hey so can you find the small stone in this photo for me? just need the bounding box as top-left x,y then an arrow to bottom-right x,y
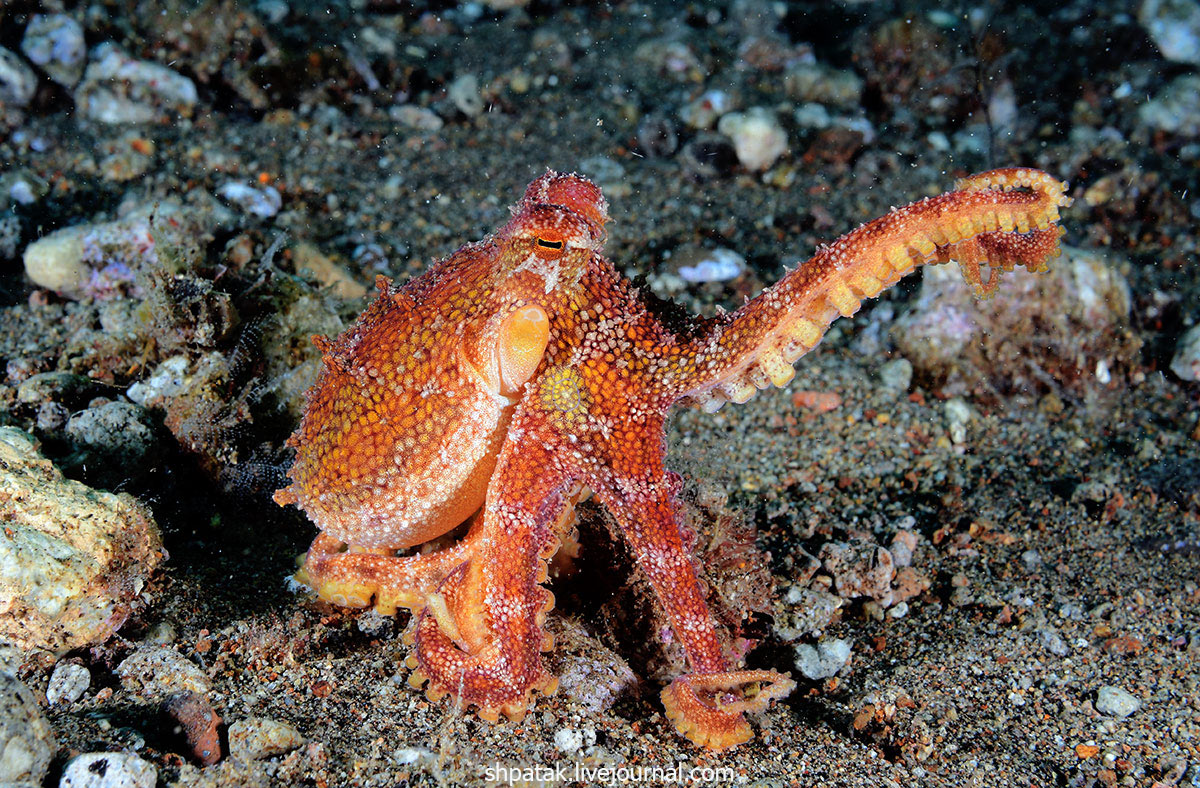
75,43 -> 197,124
216,181 -> 282,219
0,47 -> 38,109
46,662 -> 90,705
292,242 -> 368,300
552,726 -> 595,755
944,398 -> 972,444
64,401 -> 160,487
889,529 -> 918,568
675,247 -> 745,283
117,647 -> 210,699
59,752 -> 156,788
717,107 -> 788,172
680,89 -> 736,130
1170,325 -> 1200,381
794,638 -> 852,680
447,73 -> 483,117
1139,73 -> 1200,137
227,717 -> 306,760
0,672 -> 55,785
1139,0 -> 1200,64
1095,685 -> 1140,718
21,14 -> 87,87
878,358 -> 913,392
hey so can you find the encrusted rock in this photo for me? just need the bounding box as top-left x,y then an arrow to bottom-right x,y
819,540 -> 896,607
163,691 -> 222,765
227,717 -> 306,761
0,428 -> 163,667
0,671 -> 55,785
894,246 -> 1140,397
117,647 -> 210,699
794,638 -> 853,680
22,203 -> 208,301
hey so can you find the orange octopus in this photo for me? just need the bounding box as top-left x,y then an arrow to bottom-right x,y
275,167 -> 1069,749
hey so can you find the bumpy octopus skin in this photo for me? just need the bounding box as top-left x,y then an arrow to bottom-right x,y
275,168 -> 1069,749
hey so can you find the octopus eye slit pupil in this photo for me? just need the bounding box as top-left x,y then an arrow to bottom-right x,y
536,238 -> 563,250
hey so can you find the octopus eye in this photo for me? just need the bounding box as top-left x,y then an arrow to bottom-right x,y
534,237 -> 565,258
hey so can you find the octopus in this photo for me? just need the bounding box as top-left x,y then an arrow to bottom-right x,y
274,167 -> 1069,749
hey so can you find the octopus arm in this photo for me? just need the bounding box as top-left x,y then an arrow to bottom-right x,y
666,168 -> 1071,411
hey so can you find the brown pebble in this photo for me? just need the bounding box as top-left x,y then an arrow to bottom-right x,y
163,691 -> 223,765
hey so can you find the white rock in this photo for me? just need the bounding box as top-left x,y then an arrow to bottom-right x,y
59,753 -> 156,788
76,43 -> 197,124
447,74 -> 483,117
22,225 -> 88,294
216,181 -> 282,219
0,672 -> 55,785
21,15 -> 87,87
717,107 -> 788,171
1096,685 -> 1140,718
0,47 -> 38,108
794,638 -> 852,680
46,662 -> 90,705
1140,0 -> 1200,64
1139,74 -> 1200,137
1170,324 -> 1200,381
678,247 -> 745,283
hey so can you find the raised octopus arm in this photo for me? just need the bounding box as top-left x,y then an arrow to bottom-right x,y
664,168 -> 1071,410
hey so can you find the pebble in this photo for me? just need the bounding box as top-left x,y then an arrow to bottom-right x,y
0,427 -> 163,662
1170,324 -> 1200,381
76,43 -> 197,124
21,14 -> 87,87
677,247 -> 745,283
0,672 -> 55,786
794,638 -> 852,680
679,89 -> 736,130
227,717 -> 306,760
216,181 -> 282,219
783,62 -> 863,108
777,585 -> 844,639
552,726 -> 596,755
0,47 -> 38,109
1095,685 -> 1140,718
47,662 -> 91,705
1138,74 -> 1200,137
878,357 -> 913,393
1139,0 -> 1200,64
59,752 -> 156,788
717,107 -> 788,172
447,73 -> 484,117
944,398 -> 972,444
1037,626 -> 1070,657
388,104 -> 444,132
117,647 -> 211,699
